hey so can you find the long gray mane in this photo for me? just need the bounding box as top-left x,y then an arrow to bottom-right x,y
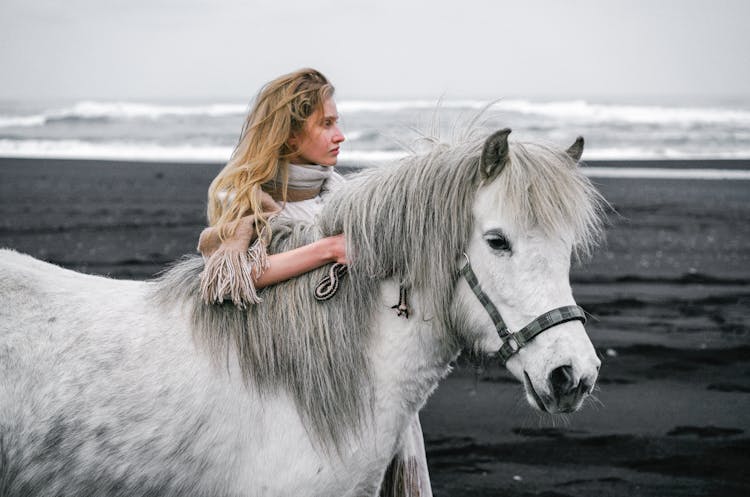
153,131 -> 605,451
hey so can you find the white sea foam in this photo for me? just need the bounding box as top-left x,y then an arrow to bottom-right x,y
340,98 -> 750,125
339,150 -> 408,163
337,99 -> 488,113
491,99 -> 750,125
583,147 -> 750,161
0,101 -> 247,128
0,115 -> 48,127
0,139 -> 409,164
0,97 -> 748,161
342,130 -> 365,141
58,101 -> 247,120
583,167 -> 750,180
0,139 -> 233,162
2,98 -> 749,129
2,139 -> 750,180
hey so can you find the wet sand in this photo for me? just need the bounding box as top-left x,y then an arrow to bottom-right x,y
1,158 -> 749,496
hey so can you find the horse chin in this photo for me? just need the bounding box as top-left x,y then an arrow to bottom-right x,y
523,371 -> 550,413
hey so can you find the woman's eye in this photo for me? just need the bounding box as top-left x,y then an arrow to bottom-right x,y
484,232 -> 511,252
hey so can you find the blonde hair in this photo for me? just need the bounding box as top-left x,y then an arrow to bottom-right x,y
207,68 -> 335,238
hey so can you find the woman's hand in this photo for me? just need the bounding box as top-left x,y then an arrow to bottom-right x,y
324,234 -> 348,264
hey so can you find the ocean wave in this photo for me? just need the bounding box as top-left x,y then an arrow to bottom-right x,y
337,99 -> 489,113
0,115 -> 48,127
583,167 -> 750,180
2,139 -> 750,164
336,99 -> 750,126
583,147 -> 750,160
340,150 -> 409,163
492,99 -> 750,125
0,139 -> 233,162
0,101 -> 248,128
3,98 -> 750,129
0,138 -> 411,164
1,99 -> 486,127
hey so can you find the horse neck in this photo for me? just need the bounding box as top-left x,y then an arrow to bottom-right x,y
368,280 -> 459,416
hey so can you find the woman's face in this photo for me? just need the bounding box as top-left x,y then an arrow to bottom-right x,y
288,98 -> 345,166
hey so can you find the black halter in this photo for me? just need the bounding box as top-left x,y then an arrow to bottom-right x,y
460,255 -> 587,364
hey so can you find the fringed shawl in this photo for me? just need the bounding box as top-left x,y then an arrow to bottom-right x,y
196,190 -> 280,307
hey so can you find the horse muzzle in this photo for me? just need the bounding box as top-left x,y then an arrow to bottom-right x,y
523,363 -> 598,413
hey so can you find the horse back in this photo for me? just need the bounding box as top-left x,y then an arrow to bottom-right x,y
0,248 -> 142,318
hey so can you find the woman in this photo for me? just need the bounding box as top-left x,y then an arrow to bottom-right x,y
197,68 -> 431,497
197,68 -> 347,305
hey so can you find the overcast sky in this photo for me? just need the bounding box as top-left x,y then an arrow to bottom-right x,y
1,0 -> 748,101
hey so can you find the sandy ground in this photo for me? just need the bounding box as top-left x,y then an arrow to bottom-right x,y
1,158 -> 749,496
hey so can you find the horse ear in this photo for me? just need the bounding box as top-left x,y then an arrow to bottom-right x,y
481,128 -> 511,181
566,136 -> 584,162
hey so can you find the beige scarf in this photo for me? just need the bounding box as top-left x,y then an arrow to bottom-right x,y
197,190 -> 281,307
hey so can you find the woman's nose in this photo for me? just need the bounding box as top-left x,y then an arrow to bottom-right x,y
333,126 -> 345,143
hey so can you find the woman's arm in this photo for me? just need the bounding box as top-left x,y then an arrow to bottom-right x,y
253,234 -> 347,288
198,219 -> 347,305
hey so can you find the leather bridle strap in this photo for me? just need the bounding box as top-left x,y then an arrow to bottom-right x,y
459,261 -> 511,338
459,259 -> 587,364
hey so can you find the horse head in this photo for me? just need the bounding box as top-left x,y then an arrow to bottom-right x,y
455,129 -> 603,414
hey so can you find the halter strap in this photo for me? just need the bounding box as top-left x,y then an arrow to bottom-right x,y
495,305 -> 586,363
460,256 -> 587,364
459,262 -> 510,338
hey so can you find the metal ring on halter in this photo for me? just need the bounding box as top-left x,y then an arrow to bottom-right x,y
314,263 -> 349,301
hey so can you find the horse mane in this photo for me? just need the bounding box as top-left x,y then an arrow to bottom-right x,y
151,222 -> 377,454
152,128 -> 605,452
317,135 -> 485,338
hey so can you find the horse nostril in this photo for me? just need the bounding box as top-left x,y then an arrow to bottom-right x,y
549,365 -> 576,397
581,376 -> 593,393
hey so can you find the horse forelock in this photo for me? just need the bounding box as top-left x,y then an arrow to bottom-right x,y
497,142 -> 607,258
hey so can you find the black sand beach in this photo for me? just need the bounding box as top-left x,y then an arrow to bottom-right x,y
1,158 -> 749,496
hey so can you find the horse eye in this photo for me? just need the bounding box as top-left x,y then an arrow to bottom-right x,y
483,231 -> 512,252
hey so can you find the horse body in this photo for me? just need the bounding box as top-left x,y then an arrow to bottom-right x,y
0,254 -> 447,496
0,129 -> 605,496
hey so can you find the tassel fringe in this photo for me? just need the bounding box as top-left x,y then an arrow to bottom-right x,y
199,239 -> 270,308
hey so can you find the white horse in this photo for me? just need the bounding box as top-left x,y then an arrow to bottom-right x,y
0,129 -> 605,496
